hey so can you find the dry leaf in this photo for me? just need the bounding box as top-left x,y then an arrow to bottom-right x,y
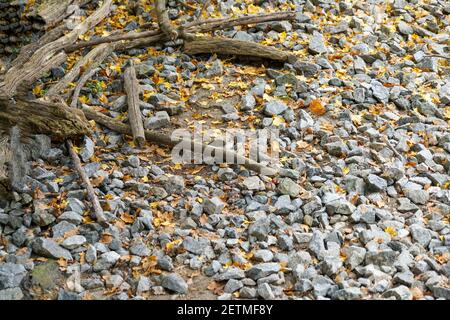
309,99 -> 326,116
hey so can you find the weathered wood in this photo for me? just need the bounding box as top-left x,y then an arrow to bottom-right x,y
0,135 -> 11,199
8,126 -> 28,192
71,67 -> 100,108
25,0 -> 74,29
124,62 -> 146,148
155,0 -> 178,40
0,0 -> 113,97
184,36 -> 295,62
7,24 -> 67,73
0,97 -> 91,140
66,139 -> 109,227
65,11 -> 296,52
81,106 -> 278,176
46,43 -> 114,97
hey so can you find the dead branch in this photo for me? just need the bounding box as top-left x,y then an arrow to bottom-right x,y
0,96 -> 91,140
184,36 -> 296,62
70,67 -> 100,108
46,43 -> 114,97
66,139 -> 109,227
81,106 -> 278,176
0,0 -> 113,97
124,61 -> 146,148
155,0 -> 179,40
65,11 -> 296,52
8,126 -> 28,192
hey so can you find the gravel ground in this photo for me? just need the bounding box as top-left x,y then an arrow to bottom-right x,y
0,0 -> 449,300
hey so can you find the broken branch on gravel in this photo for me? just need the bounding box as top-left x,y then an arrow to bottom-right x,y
81,106 -> 279,176
70,67 -> 100,108
0,0 -> 113,97
184,36 -> 296,62
124,61 -> 146,148
65,11 -> 296,52
155,0 -> 179,40
46,43 -> 115,98
66,139 -> 109,227
0,96 -> 91,140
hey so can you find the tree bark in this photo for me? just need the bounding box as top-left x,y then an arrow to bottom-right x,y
184,36 -> 295,62
65,11 -> 296,52
46,43 -> 114,97
124,62 -> 146,148
0,97 -> 91,140
66,139 -> 109,227
155,0 -> 178,40
0,0 -> 113,97
81,106 -> 278,176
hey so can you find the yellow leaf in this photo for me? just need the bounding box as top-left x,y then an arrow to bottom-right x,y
79,96 -> 89,104
72,146 -> 81,154
343,167 -> 350,175
247,4 -> 261,14
385,226 -> 397,237
272,116 -> 285,127
309,99 -> 326,116
32,85 -> 43,96
53,178 -> 64,184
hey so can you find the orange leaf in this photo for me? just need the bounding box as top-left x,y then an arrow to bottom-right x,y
309,99 -> 326,116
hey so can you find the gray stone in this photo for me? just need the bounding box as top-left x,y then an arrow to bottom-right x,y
239,287 -> 258,298
205,60 -> 223,78
217,168 -> 236,182
80,136 -> 95,162
277,178 -> 300,197
343,246 -> 366,269
224,279 -> 243,293
326,199 -> 355,216
253,249 -> 274,262
145,111 -> 170,130
246,263 -> 280,280
397,21 -> 413,35
215,267 -> 245,281
249,218 -> 270,241
371,81 -> 390,104
264,100 -> 288,116
203,197 -> 225,215
397,198 -> 419,213
93,251 -> 121,271
58,211 -> 83,225
332,287 -> 362,300
366,174 -> 387,192
325,141 -> 349,157
365,250 -> 398,266
241,93 -> 256,111
409,225 -> 431,247
161,273 -> 188,294
382,285 -> 412,300
417,57 -> 438,72
163,175 -> 185,194
0,287 -> 23,300
130,240 -> 151,257
404,189 -> 429,205
257,283 -> 275,299
32,238 -> 72,260
293,61 -> 320,77
243,176 -> 265,191
0,263 -> 27,289
32,206 -> 56,227
308,31 -> 328,55
308,231 -> 325,258
62,235 -> 87,250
